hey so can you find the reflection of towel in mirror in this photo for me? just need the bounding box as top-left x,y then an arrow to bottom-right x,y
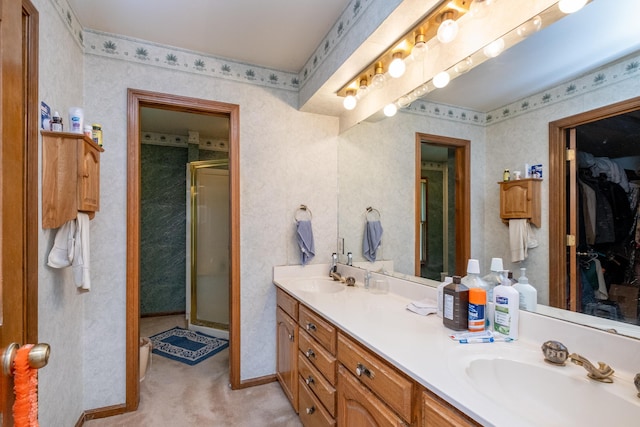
509,219 -> 538,263
363,220 -> 383,262
296,220 -> 315,265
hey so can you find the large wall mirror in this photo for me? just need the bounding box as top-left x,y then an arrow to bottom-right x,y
337,0 -> 640,340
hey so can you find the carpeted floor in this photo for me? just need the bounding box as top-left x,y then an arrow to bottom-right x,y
84,315 -> 301,427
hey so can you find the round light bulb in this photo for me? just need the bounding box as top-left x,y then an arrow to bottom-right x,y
371,72 -> 386,89
469,0 -> 493,19
388,55 -> 406,78
397,95 -> 412,108
343,93 -> 357,110
383,103 -> 397,117
558,0 -> 588,13
433,71 -> 450,89
454,57 -> 473,74
483,38 -> 505,58
437,19 -> 458,44
411,34 -> 428,61
517,15 -> 542,37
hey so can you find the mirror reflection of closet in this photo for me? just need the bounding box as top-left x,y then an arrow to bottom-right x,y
569,109 -> 640,328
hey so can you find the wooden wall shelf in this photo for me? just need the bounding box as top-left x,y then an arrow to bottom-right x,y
41,130 -> 104,229
498,178 -> 541,227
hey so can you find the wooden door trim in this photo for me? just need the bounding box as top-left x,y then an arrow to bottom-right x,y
415,133 -> 470,278
548,96 -> 640,308
126,89 -> 241,412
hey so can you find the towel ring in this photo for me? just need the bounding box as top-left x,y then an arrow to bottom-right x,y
295,205 -> 313,222
365,206 -> 381,221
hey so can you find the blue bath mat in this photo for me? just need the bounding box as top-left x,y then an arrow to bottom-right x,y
149,327 -> 229,366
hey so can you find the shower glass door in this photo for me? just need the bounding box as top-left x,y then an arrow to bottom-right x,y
187,160 -> 229,336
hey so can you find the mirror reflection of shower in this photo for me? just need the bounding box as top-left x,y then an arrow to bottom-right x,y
187,160 -> 230,339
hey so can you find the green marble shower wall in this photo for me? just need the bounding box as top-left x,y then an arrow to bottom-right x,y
140,143 -> 224,315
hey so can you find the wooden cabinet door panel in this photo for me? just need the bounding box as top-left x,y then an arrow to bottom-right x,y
276,307 -> 298,412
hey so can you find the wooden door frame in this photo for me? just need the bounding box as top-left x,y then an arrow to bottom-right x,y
548,96 -> 640,308
0,0 -> 38,420
415,133 -> 470,278
125,89 -> 241,412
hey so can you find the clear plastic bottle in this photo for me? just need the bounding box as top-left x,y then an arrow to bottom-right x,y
513,267 -> 537,310
482,257 -> 504,303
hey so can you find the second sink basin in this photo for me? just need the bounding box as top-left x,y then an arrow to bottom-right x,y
463,355 -> 640,425
290,277 -> 345,294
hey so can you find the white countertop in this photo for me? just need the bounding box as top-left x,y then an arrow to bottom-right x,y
274,263 -> 640,427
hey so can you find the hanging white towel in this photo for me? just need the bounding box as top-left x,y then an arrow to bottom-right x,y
509,219 -> 538,263
47,220 -> 77,268
73,213 -> 91,290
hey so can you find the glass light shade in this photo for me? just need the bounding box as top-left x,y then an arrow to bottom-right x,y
517,15 -> 542,37
469,0 -> 493,19
558,0 -> 588,13
383,103 -> 397,117
483,38 -> 505,58
343,93 -> 357,110
357,84 -> 369,99
437,19 -> 458,44
397,95 -> 412,108
433,71 -> 450,88
388,56 -> 406,78
371,72 -> 386,89
411,41 -> 428,61
454,57 -> 473,74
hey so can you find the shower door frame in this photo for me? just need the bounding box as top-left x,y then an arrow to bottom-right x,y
187,160 -> 230,335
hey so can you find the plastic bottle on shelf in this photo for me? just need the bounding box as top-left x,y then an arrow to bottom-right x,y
513,267 -> 537,310
50,111 -> 63,131
481,257 -> 504,303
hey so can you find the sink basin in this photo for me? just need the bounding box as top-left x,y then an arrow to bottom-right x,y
290,277 -> 345,294
463,356 -> 640,425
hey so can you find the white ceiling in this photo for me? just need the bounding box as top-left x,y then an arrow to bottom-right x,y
67,0 -> 350,73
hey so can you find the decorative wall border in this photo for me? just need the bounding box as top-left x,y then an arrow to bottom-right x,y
401,51 -> 640,126
50,0 -> 85,49
141,131 -> 228,152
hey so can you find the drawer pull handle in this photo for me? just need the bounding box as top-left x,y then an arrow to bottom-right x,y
356,363 -> 375,379
288,333 -> 294,341
305,348 -> 315,359
306,322 -> 317,332
306,406 -> 315,415
305,376 -> 314,385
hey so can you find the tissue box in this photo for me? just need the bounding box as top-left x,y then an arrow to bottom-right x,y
608,284 -> 638,321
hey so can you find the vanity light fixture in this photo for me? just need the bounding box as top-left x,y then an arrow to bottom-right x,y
454,57 -> 473,74
469,0 -> 494,19
343,90 -> 357,110
558,0 -> 588,13
410,33 -> 428,61
483,38 -> 505,58
388,52 -> 407,78
383,103 -> 398,117
436,11 -> 459,44
433,71 -> 451,88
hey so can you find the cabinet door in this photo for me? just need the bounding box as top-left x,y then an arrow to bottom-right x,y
337,365 -> 406,427
277,307 -> 298,412
421,389 -> 478,427
78,139 -> 100,211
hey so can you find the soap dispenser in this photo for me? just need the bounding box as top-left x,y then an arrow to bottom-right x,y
513,267 -> 537,310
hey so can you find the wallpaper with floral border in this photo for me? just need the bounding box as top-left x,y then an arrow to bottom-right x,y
53,0 -> 640,127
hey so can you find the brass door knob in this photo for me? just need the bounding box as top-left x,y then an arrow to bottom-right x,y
2,342 -> 51,376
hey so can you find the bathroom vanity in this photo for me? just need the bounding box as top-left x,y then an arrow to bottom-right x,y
274,264 -> 640,426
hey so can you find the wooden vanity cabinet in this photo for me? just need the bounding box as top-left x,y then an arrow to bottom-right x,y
276,289 -> 299,412
42,131 -> 104,229
498,178 -> 541,227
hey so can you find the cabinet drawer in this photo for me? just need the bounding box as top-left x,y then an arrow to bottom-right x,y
299,305 -> 336,354
299,352 -> 336,417
422,389 -> 479,426
337,333 -> 413,422
299,377 -> 336,427
299,330 -> 337,385
277,288 -> 298,320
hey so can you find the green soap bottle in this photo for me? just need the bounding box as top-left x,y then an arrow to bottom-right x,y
443,276 -> 469,331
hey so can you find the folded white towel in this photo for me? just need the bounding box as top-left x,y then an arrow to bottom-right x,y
509,219 -> 538,263
47,219 -> 76,268
73,213 -> 91,290
406,298 -> 438,316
